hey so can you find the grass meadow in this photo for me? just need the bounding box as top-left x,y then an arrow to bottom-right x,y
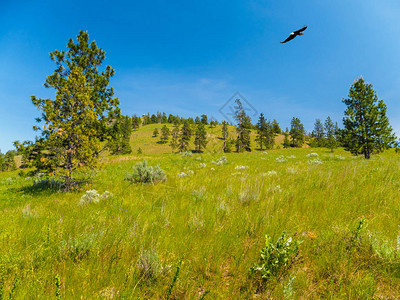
1,127 -> 400,298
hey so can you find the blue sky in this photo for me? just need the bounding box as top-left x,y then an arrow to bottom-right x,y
1,0 -> 400,152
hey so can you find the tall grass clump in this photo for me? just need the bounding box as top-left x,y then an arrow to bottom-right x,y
137,249 -> 164,281
125,160 -> 166,184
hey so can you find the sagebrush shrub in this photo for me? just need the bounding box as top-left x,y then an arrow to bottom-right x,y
276,156 -> 288,163
306,153 -> 319,157
309,158 -> 323,165
212,156 -> 228,165
79,189 -> 111,205
180,151 -> 193,157
125,160 -> 167,184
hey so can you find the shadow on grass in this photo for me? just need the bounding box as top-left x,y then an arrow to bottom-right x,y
15,177 -> 86,196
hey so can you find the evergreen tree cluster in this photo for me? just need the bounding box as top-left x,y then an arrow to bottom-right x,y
310,117 -> 340,151
0,150 -> 17,172
140,112 -> 218,127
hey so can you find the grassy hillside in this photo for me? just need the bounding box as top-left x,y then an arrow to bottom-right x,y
126,123 -> 298,155
1,126 -> 400,298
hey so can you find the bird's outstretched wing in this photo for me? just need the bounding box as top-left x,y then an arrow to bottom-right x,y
281,34 -> 296,43
294,26 -> 307,34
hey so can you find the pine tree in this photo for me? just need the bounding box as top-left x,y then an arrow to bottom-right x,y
160,125 -> 170,144
324,116 -> 337,152
255,114 -> 275,150
178,121 -> 192,152
312,119 -> 325,147
153,128 -> 159,137
209,120 -> 217,128
131,115 -> 141,130
162,112 -> 168,123
200,114 -> 208,125
108,116 -> 132,155
234,99 -> 251,152
194,123 -> 208,152
342,77 -> 396,158
0,151 -> 16,172
271,119 -> 281,135
29,31 -> 119,190
289,117 -> 305,147
255,113 -> 267,150
169,123 -> 180,152
283,132 -> 291,149
222,121 -> 229,152
150,114 -> 158,124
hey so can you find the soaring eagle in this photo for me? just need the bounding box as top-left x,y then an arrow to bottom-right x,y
281,26 -> 307,43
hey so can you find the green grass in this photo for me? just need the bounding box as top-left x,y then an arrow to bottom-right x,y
1,133 -> 400,298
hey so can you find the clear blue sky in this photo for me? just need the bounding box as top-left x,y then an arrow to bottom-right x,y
1,0 -> 400,152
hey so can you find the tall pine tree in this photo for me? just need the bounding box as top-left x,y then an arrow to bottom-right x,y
342,77 -> 396,158
29,31 -> 119,189
169,123 -> 180,152
255,113 -> 275,150
290,117 -> 305,147
107,115 -> 132,155
234,99 -> 251,152
160,125 -> 170,144
324,116 -> 337,152
194,123 -> 208,152
311,119 -> 325,147
178,121 -> 192,152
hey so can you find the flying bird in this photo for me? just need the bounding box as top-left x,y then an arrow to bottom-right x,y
281,26 -> 308,44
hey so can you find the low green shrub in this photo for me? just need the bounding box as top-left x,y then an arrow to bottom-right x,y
250,232 -> 302,280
